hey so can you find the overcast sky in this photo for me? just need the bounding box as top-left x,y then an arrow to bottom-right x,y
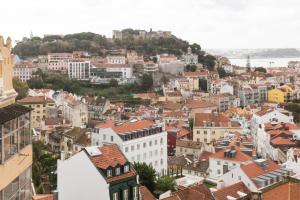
1,0 -> 299,49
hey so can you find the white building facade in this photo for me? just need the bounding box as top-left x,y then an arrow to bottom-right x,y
68,61 -> 91,80
91,120 -> 168,174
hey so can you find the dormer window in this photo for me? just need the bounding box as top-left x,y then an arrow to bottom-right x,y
107,169 -> 112,177
124,165 -> 129,173
116,167 -> 120,175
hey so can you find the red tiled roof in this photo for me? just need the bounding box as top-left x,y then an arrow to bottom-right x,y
240,160 -> 280,178
163,184 -> 214,200
262,181 -> 300,200
209,147 -> 252,163
271,137 -> 295,146
90,144 -> 127,169
194,113 -> 240,128
185,99 -> 217,109
213,182 -> 251,200
95,119 -> 115,129
139,186 -> 156,200
112,120 -> 154,134
18,96 -> 54,104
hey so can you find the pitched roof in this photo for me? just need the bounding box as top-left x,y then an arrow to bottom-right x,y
209,147 -> 252,163
262,180 -> 300,200
112,120 -> 154,134
163,184 -> 214,200
184,99 -> 217,109
213,182 -> 251,200
18,96 -> 54,104
194,113 -> 240,128
176,140 -> 203,149
89,144 -> 127,169
271,137 -> 295,146
240,160 -> 280,178
139,186 -> 156,200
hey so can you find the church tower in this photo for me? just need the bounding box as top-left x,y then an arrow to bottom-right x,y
0,35 -> 18,108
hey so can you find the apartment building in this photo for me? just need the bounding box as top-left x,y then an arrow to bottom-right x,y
193,113 -> 241,143
48,52 -> 73,63
268,85 -> 293,104
209,146 -> 252,180
239,84 -> 268,107
58,144 -> 139,200
13,61 -> 38,82
18,96 -> 56,129
68,60 -> 91,80
92,119 -> 168,174
0,35 -> 32,200
106,54 -> 126,64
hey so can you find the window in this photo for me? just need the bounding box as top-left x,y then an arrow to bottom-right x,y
116,167 -> 120,175
217,161 -> 221,165
123,189 -> 128,200
155,140 -> 157,145
160,158 -> 163,165
137,144 -> 140,150
149,151 -> 153,157
125,147 -> 128,153
124,165 -> 129,173
238,176 -> 241,180
103,134 -> 106,140
204,131 -> 207,135
107,169 -> 112,177
217,169 -> 221,174
149,141 -> 152,146
131,145 -> 135,151
143,142 -> 146,148
113,192 -> 118,200
160,138 -> 163,144
197,131 -> 200,134
111,136 -> 114,142
155,150 -> 158,156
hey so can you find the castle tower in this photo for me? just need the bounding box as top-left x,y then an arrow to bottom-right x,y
0,35 -> 18,108
246,55 -> 251,72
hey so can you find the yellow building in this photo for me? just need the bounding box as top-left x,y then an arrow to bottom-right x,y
193,113 -> 242,143
268,85 -> 293,104
0,35 -> 32,200
18,96 -> 56,129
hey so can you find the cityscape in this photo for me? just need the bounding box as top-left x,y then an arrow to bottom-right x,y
1,1 -> 300,200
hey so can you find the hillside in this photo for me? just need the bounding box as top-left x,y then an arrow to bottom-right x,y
13,30 -> 203,58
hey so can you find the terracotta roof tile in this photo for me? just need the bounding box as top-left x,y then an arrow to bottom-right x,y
209,147 -> 252,163
90,144 -> 127,169
262,181 -> 300,200
112,120 -> 155,134
139,186 -> 156,200
213,182 -> 251,200
18,96 -> 54,104
240,160 -> 280,179
194,113 -> 240,128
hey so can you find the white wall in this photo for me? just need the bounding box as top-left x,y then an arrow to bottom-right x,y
57,151 -> 110,200
209,158 -> 242,180
219,167 -> 258,192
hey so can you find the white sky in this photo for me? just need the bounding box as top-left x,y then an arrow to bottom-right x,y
0,0 -> 299,49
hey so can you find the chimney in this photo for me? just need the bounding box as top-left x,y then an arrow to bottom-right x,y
217,180 -> 225,189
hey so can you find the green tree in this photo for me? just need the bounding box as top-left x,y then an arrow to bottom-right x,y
284,103 -> 300,123
28,77 -> 44,89
255,67 -> 267,73
109,79 -> 119,87
156,176 -> 176,192
217,67 -> 227,78
185,64 -> 197,72
13,77 -> 29,99
200,55 -> 216,71
140,74 -> 153,91
133,162 -> 156,192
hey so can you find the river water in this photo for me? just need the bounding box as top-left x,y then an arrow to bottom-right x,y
229,57 -> 300,68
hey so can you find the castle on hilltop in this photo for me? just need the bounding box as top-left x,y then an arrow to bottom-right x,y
112,28 -> 172,40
